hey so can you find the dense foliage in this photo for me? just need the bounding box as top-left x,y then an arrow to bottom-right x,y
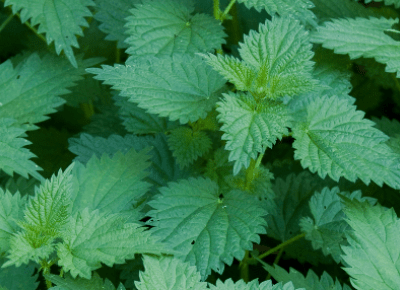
0,0 -> 400,289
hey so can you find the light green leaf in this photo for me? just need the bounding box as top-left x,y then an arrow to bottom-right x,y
261,263 -> 352,290
238,16 -> 319,100
45,271 -> 118,290
0,52 -> 102,129
2,164 -> 74,268
209,278 -> 303,290
167,127 -> 212,169
0,118 -> 42,180
70,147 -> 152,218
0,189 -> 28,254
299,187 -> 376,263
93,0 -> 140,49
88,54 -> 226,124
4,0 -> 95,68
310,16 -> 400,77
292,94 -> 400,189
341,198 -> 400,290
134,255 -> 208,290
57,207 -> 176,279
146,177 -> 267,280
125,0 -> 226,57
217,91 -> 292,175
199,53 -> 256,91
236,0 -> 317,27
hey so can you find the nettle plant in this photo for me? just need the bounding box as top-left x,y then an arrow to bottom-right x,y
0,0 -> 400,289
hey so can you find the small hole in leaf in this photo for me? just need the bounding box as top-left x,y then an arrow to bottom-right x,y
289,231 -> 292,235
16,75 -> 20,79
324,206 -> 327,209
191,240 -> 195,245
219,194 -> 224,199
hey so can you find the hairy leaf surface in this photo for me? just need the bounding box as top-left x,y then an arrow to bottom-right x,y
341,198 -> 400,289
261,263 -> 352,290
146,177 -> 267,280
311,17 -> 400,77
135,255 -> 207,290
237,16 -> 319,99
299,187 -> 376,263
237,0 -> 317,27
57,207 -> 176,279
125,0 -> 226,57
4,0 -> 95,67
292,95 -> 400,189
94,0 -> 140,49
217,91 -> 292,175
70,148 -> 152,218
0,118 -> 42,180
0,52 -> 101,130
88,54 -> 226,124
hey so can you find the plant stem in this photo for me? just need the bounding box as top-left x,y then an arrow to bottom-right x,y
244,150 -> 265,190
0,13 -> 13,33
266,247 -> 284,280
257,232 -> 306,260
221,0 -> 237,22
239,250 -> 250,282
213,0 -> 220,20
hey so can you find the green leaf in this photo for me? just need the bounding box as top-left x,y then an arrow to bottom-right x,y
114,93 -> 180,135
261,263 -> 352,290
57,207 -> 176,279
199,53 -> 256,91
372,116 -> 400,155
0,257 -> 39,290
2,164 -> 74,268
134,255 -> 208,290
310,16 -> 400,77
124,0 -> 226,57
354,0 -> 400,9
0,118 -> 42,180
88,54 -> 226,124
265,172 -> 333,265
236,0 -> 317,27
93,0 -> 140,49
167,127 -> 212,169
209,278 -> 303,290
217,91 -> 292,175
146,177 -> 267,280
237,16 -> 319,100
292,94 -> 400,189
341,198 -> 400,290
0,189 -> 28,254
45,271 -> 119,290
70,147 -> 152,218
299,186 -> 376,263
68,133 -> 192,189
4,0 -> 95,68
0,52 -> 102,130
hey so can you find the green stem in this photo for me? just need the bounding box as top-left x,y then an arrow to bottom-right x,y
239,250 -> 250,282
213,0 -> 220,20
221,0 -> 237,22
266,247 -> 284,280
257,232 -> 306,260
0,13 -> 13,33
244,150 -> 265,190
